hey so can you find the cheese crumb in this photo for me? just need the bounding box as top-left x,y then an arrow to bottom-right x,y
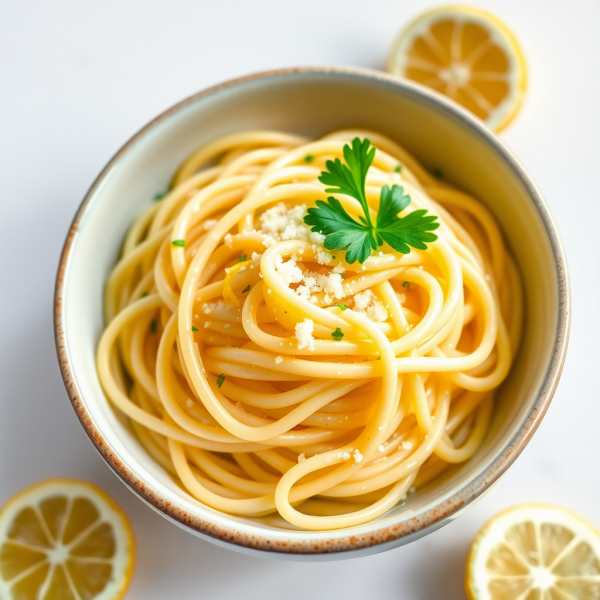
401,440 -> 413,451
298,453 -> 306,463
352,289 -> 388,322
294,319 -> 315,351
317,250 -> 332,265
259,203 -> 324,246
353,449 -> 363,463
274,356 -> 283,364
202,219 -> 218,230
336,451 -> 351,461
202,300 -> 234,315
378,444 -> 385,452
275,253 -> 304,286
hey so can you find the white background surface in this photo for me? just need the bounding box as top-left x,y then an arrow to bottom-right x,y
1,0 -> 599,598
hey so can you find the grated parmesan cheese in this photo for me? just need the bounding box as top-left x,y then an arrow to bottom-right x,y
274,356 -> 283,364
274,255 -> 345,305
317,250 -> 332,265
353,449 -> 363,463
298,453 -> 306,463
258,203 -> 326,246
257,203 -> 351,305
294,319 -> 315,351
202,299 -> 234,315
352,289 -> 388,322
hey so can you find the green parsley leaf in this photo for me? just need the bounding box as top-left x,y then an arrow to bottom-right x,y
402,281 -> 411,290
376,185 -> 439,254
149,319 -> 157,334
242,285 -> 251,293
141,292 -> 149,298
331,327 -> 344,341
303,138 -> 439,263
239,254 -> 247,262
191,325 -> 199,332
172,239 -> 185,247
318,137 -> 375,227
337,304 -> 347,311
394,164 -> 403,173
216,374 -> 226,388
305,197 -> 377,264
304,154 -> 315,163
154,192 -> 166,201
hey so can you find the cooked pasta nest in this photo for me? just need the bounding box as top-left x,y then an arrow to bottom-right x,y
97,129 -> 522,530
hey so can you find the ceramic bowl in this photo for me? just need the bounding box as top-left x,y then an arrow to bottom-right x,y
55,66 -> 570,560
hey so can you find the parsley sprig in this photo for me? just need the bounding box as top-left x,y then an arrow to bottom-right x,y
304,138 -> 439,264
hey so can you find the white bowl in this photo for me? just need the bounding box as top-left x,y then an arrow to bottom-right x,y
55,66 -> 570,560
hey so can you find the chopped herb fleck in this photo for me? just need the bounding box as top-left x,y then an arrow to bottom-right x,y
239,254 -> 247,262
149,319 -> 157,334
376,356 -> 381,360
141,292 -> 149,298
433,168 -> 444,179
331,327 -> 344,341
242,285 -> 251,293
172,239 -> 185,247
191,325 -> 199,332
337,304 -> 348,311
402,281 -> 411,290
304,154 -> 315,163
394,164 -> 403,173
216,374 -> 226,388
153,192 -> 166,201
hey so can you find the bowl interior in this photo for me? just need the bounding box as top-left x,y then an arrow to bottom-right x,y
58,69 -> 562,552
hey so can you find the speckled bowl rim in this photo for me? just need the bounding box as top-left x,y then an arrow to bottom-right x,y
54,65 -> 570,556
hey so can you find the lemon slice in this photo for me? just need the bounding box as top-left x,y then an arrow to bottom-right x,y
0,479 -> 134,600
466,504 -> 600,599
387,5 -> 527,131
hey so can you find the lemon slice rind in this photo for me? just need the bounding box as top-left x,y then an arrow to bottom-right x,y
0,478 -> 134,600
387,5 -> 527,132
466,504 -> 600,600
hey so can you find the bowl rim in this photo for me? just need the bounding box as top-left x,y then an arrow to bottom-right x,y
54,65 -> 570,555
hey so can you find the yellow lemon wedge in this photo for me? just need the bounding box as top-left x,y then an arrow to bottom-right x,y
466,504 -> 600,599
387,5 -> 527,131
0,479 -> 134,600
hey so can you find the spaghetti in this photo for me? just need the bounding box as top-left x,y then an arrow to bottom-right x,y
97,130 -> 522,530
